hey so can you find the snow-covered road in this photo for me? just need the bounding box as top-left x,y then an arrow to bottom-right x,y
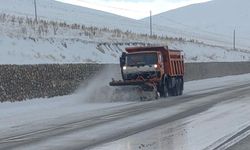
1,74 -> 250,150
91,85 -> 250,150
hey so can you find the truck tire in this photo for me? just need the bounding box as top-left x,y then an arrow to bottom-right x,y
180,78 -> 183,95
174,78 -> 181,96
178,78 -> 182,96
160,76 -> 168,97
169,85 -> 177,97
168,77 -> 183,97
160,84 -> 168,97
162,82 -> 168,97
175,79 -> 180,96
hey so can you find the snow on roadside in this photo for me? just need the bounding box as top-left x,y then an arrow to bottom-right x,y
0,94 -> 133,130
0,36 -> 119,64
1,35 -> 250,64
169,41 -> 250,62
1,2 -> 250,64
0,73 -> 250,133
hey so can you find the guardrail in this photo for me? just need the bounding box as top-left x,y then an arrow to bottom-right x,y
0,62 -> 249,102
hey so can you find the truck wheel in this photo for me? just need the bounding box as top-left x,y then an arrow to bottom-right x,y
177,78 -> 181,96
180,89 -> 183,95
168,87 -> 175,96
165,84 -> 169,97
175,82 -> 179,96
175,79 -> 180,96
168,78 -> 178,96
170,87 -> 177,96
160,77 -> 168,98
179,78 -> 183,95
162,83 -> 168,97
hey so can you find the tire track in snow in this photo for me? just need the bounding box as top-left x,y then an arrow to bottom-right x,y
1,83 -> 250,150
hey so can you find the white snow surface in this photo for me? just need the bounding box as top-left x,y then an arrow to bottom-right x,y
1,74 -> 250,150
142,0 -> 250,49
0,0 -> 140,30
0,0 -> 250,64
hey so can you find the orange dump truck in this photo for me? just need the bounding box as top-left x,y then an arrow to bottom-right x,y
110,46 -> 184,99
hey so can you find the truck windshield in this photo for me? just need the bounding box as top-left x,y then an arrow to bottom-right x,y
126,53 -> 158,66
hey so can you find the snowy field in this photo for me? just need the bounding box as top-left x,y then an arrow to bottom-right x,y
2,0 -> 249,50
0,0 -> 250,64
1,35 -> 249,64
142,0 -> 250,49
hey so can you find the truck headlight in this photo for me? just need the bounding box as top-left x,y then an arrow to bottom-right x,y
123,66 -> 127,70
154,64 -> 158,68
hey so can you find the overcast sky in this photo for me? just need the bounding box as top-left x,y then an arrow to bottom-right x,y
56,0 -> 211,19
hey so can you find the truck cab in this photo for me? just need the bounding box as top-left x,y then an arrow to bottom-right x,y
121,51 -> 164,81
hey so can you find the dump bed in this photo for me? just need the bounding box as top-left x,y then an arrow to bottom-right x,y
126,46 -> 184,77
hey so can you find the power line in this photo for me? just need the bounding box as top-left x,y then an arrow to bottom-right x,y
154,15 -> 250,43
60,0 -> 250,47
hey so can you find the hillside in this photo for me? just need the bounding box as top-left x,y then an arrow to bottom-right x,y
0,0 -> 249,64
0,0 -> 139,30
142,0 -> 250,49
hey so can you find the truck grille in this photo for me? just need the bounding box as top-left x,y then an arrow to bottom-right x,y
125,71 -> 160,80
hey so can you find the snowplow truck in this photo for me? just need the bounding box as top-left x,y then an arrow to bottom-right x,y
109,46 -> 184,99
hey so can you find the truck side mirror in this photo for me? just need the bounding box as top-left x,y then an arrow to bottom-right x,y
120,52 -> 126,67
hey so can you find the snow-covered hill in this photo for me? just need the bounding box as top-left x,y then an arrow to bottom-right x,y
0,0 -> 250,64
142,0 -> 250,49
0,0 -> 141,30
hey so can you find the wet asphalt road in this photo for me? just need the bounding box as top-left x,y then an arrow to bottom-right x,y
227,135 -> 250,150
1,81 -> 250,150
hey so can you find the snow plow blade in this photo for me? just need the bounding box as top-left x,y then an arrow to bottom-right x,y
109,80 -> 146,86
109,79 -> 157,92
109,80 -> 160,101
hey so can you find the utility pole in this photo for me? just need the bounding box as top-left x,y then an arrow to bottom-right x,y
34,0 -> 38,23
150,10 -> 152,36
233,29 -> 236,50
